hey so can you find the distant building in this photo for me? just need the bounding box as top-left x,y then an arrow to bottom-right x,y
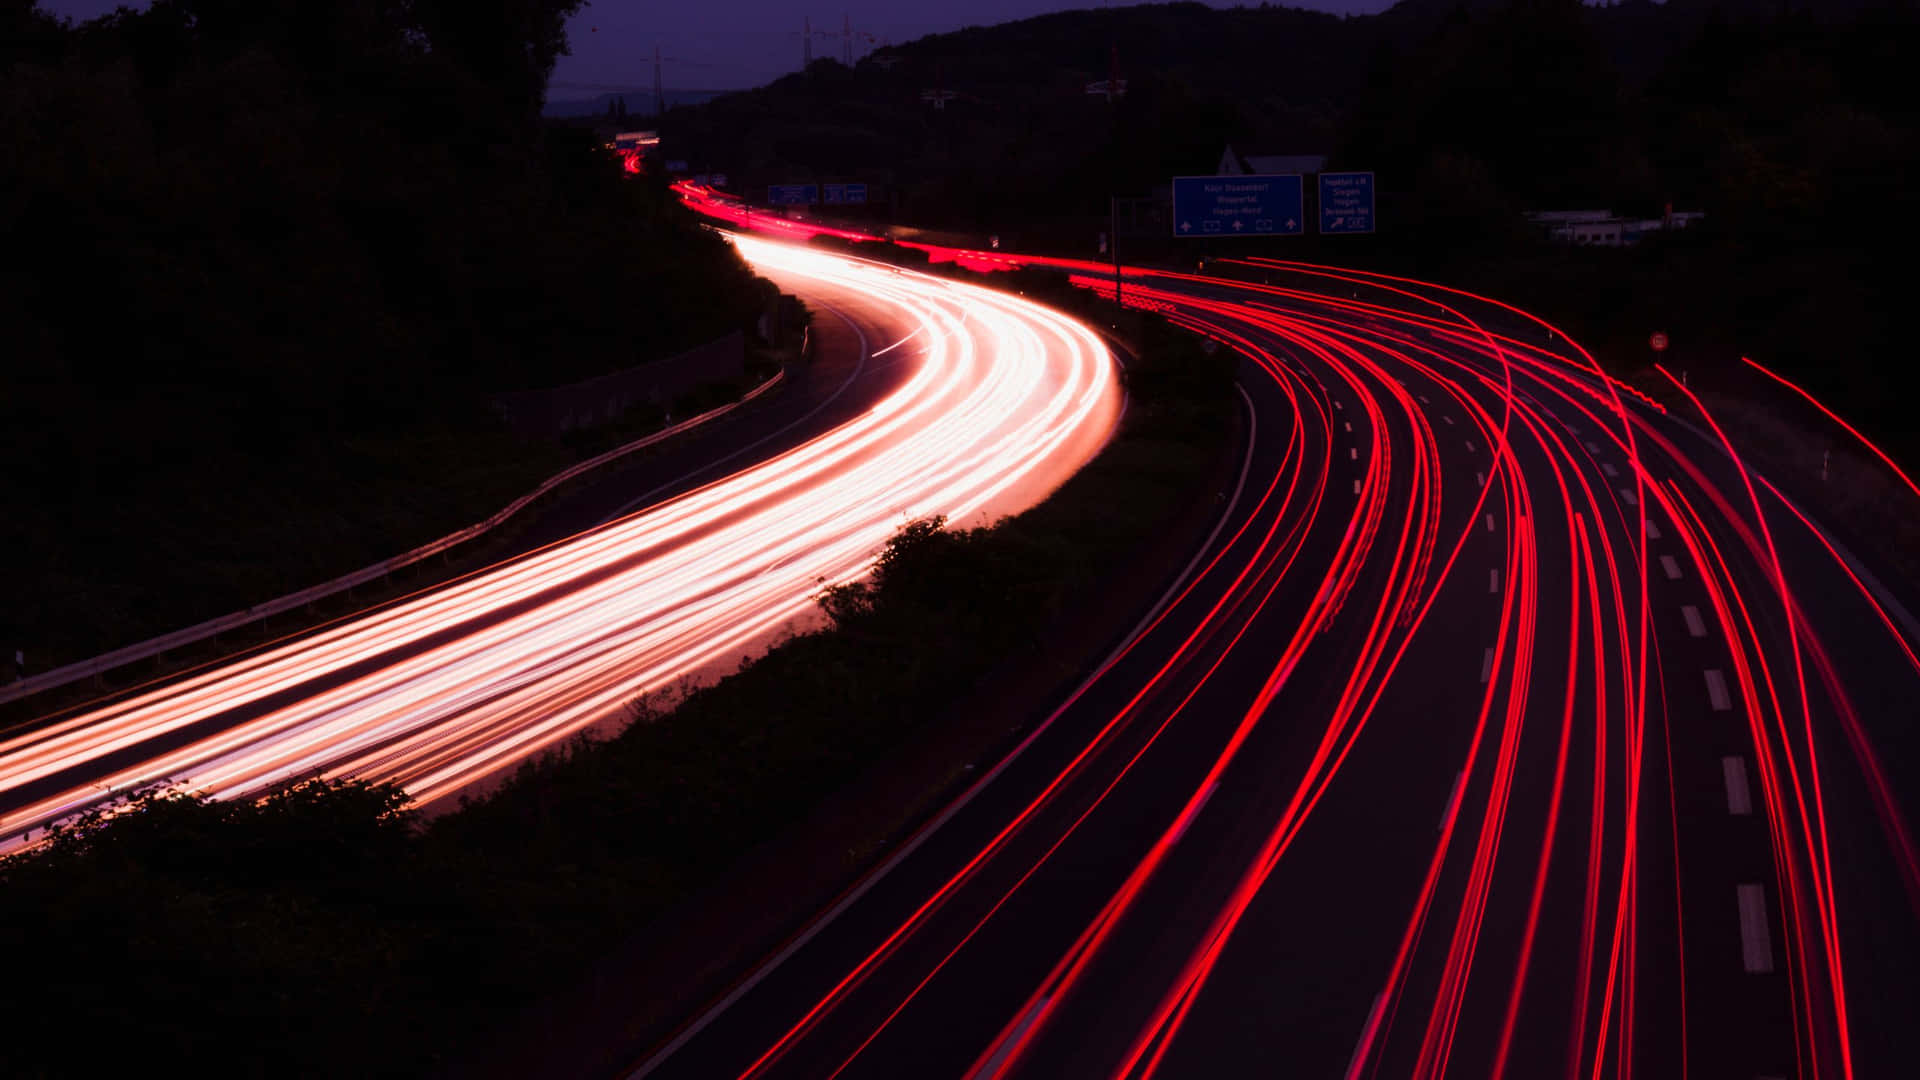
1526,208 -> 1705,247
1217,146 -> 1328,177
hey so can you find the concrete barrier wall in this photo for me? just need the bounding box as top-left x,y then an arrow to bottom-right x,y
493,331 -> 747,439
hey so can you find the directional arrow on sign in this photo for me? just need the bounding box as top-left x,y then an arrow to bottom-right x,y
1286,219 -> 1297,229
1180,221 -> 1192,232
1232,219 -> 1244,231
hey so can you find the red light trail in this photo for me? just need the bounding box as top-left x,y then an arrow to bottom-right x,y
641,185 -> 1920,1080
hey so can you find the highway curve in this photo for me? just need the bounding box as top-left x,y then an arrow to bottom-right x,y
628,252 -> 1920,1080
0,235 -> 1122,853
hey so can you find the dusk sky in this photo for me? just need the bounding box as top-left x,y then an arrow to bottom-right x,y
38,1 -> 1402,91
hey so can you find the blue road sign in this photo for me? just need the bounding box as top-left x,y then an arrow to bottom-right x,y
822,183 -> 870,205
1319,171 -> 1375,235
768,184 -> 817,205
1171,175 -> 1303,238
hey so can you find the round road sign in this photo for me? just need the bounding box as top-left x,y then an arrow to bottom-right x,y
1650,332 -> 1670,352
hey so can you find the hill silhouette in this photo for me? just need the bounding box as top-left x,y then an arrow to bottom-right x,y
661,0 -> 1919,458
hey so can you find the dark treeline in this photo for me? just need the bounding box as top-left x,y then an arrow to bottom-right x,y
665,0 -> 1920,458
1,1 -> 769,666
666,0 -> 1915,233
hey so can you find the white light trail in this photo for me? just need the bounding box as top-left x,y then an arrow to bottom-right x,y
0,236 -> 1121,851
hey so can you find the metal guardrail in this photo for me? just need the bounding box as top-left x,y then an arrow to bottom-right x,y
1,368 -> 789,708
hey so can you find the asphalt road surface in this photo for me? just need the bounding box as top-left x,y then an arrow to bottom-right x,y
627,244 -> 1920,1080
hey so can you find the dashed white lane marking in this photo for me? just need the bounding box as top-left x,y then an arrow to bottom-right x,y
1350,448 -> 1358,460
1705,669 -> 1733,711
1722,756 -> 1754,815
1619,487 -> 1639,506
1344,421 -> 1352,432
1442,415 -> 1456,426
1681,605 -> 1708,638
1490,569 -> 1501,593
1602,462 -> 1620,478
1480,647 -> 1495,684
1353,478 -> 1362,495
1346,993 -> 1386,1078
1645,520 -> 1662,540
1170,781 -> 1220,844
1419,394 -> 1431,404
977,995 -> 1053,1077
1484,513 -> 1496,533
1585,441 -> 1602,453
1476,471 -> 1486,487
1737,884 -> 1776,973
1439,770 -> 1465,831
1465,441 -> 1476,452
1660,555 -> 1683,580
1335,400 -> 1344,409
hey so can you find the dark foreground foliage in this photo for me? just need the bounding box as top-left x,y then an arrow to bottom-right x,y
0,299 -> 1233,1077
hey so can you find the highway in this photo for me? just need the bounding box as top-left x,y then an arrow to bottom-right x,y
0,235 -> 1122,852
627,234 -> 1920,1078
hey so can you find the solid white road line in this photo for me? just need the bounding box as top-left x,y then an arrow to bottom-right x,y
1737,883 -> 1775,974
1722,756 -> 1754,815
1480,647 -> 1495,684
1660,555 -> 1683,580
1681,605 -> 1708,638
1705,669 -> 1733,711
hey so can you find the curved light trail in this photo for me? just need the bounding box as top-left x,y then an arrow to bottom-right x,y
0,235 -> 1122,853
640,198 -> 1920,1080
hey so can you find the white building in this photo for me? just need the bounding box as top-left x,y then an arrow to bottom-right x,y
1526,208 -> 1705,247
